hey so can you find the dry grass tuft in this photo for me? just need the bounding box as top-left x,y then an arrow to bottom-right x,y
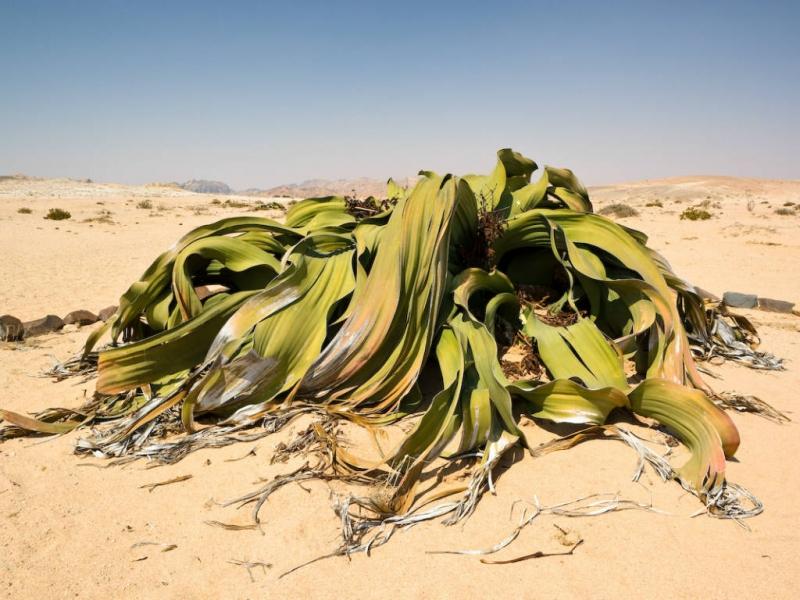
598,203 -> 639,218
82,209 -> 115,224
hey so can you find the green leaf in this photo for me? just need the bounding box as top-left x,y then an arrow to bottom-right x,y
521,311 -> 628,391
97,290 -> 258,393
510,379 -> 628,424
463,158 -> 507,210
629,379 -> 739,495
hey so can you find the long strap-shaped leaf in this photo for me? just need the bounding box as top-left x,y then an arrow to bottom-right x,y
100,217 -> 298,346
194,242 -> 356,419
522,311 -> 628,391
509,379 -> 628,424
285,196 -> 356,231
96,291 -> 258,393
297,174 -> 456,411
172,236 -> 282,319
629,379 -> 739,496
496,210 -> 704,389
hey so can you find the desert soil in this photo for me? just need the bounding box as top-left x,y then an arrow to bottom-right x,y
1,175 -> 799,599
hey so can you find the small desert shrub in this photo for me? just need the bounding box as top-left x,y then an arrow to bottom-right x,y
680,207 -> 712,221
255,201 -> 286,211
222,199 -> 250,209
136,199 -> 153,210
83,209 -> 115,224
211,199 -> 222,205
44,208 -> 71,220
775,207 -> 796,216
783,201 -> 795,207
645,200 -> 663,208
694,198 -> 721,210
598,203 -> 639,218
17,207 -> 32,214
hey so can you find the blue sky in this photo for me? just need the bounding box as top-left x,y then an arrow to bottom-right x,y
1,0 -> 798,188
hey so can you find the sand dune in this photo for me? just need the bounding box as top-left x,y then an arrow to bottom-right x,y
1,175 -> 799,599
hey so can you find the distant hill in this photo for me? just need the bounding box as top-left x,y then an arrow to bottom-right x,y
163,177 -> 409,199
249,176 -> 419,199
178,179 -> 233,195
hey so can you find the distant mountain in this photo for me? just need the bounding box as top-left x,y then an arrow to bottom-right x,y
152,176 -> 418,199
248,176 -> 419,199
178,179 -> 233,195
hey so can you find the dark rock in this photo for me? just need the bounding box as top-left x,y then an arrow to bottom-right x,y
0,314 -> 24,341
722,291 -> 758,309
757,297 -> 796,314
23,314 -> 64,338
63,309 -> 99,326
98,305 -> 118,322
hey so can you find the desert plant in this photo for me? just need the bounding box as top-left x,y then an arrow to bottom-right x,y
1,149 -> 769,556
44,208 -> 71,220
645,200 -> 663,207
255,201 -> 286,211
82,209 -> 115,224
17,207 -> 32,214
598,203 -> 639,218
222,199 -> 251,208
680,207 -> 712,221
136,199 -> 153,209
775,207 -> 796,216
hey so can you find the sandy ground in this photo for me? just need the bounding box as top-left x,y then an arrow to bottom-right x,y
1,175 -> 799,599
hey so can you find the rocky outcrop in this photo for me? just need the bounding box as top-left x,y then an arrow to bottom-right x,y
723,291 -> 798,315
757,298 -> 796,314
0,315 -> 24,341
98,305 -> 118,322
22,314 -> 64,338
722,292 -> 757,309
63,310 -> 99,327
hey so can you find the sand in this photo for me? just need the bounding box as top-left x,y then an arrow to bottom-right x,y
1,175 -> 799,599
